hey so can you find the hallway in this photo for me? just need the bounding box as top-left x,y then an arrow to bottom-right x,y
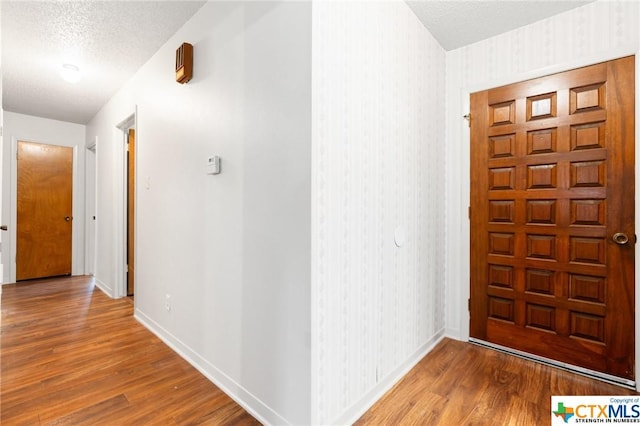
0,276 -> 259,425
2,276 -> 637,424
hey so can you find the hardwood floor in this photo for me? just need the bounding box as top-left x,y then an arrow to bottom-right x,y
356,338 -> 638,425
1,276 -> 260,425
2,276 -> 637,425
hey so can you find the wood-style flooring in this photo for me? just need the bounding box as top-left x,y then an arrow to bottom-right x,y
1,276 -> 260,425
1,276 -> 637,425
356,338 -> 638,425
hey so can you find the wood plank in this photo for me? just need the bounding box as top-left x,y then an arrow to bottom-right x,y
0,276 -> 260,425
3,276 -> 637,424
355,338 -> 638,425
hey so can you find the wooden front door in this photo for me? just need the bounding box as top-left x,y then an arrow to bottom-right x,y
470,56 -> 635,380
17,141 -> 73,281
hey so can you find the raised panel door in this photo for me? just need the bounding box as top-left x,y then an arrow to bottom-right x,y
470,56 -> 635,381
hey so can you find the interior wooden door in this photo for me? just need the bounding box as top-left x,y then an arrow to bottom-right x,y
127,128 -> 135,296
17,141 -> 73,281
470,56 -> 635,381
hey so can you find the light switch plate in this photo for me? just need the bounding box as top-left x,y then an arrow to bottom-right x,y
207,156 -> 220,175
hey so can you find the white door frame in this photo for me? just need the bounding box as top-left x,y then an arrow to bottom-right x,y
114,112 -> 136,299
85,136 -> 98,276
0,107 -> 4,284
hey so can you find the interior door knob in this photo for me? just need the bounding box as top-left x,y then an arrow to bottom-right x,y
0,225 -> 7,231
65,216 -> 71,222
613,232 -> 629,245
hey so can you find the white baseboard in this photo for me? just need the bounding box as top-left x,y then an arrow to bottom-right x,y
134,309 -> 289,426
93,278 -> 113,298
331,329 -> 446,426
444,327 -> 463,341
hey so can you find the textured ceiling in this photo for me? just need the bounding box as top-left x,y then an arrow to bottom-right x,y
2,1 -> 206,124
2,0 -> 597,125
406,0 -> 595,51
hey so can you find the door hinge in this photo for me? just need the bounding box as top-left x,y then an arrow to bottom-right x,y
468,298 -> 471,311
468,206 -> 471,220
126,264 -> 129,273
463,113 -> 471,127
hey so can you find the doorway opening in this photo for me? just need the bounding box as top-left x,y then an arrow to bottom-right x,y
126,128 -> 135,297
117,114 -> 136,300
85,137 -> 97,277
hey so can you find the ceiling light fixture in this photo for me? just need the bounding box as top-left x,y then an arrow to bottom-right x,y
60,63 -> 82,83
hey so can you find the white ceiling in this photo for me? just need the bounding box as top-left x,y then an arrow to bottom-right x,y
1,1 -> 206,124
406,0 -> 595,51
1,0 -> 596,125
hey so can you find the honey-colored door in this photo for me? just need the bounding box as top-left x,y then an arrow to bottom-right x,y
17,141 -> 73,280
470,56 -> 635,380
127,128 -> 135,296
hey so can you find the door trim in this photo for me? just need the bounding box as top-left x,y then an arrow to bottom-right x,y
454,48 -> 640,389
115,111 -> 136,299
8,137 -> 84,283
470,338 -> 635,389
85,136 -> 98,276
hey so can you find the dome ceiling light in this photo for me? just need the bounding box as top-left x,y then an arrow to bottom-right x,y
60,63 -> 82,83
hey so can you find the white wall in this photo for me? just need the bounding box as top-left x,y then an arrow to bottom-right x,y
1,111 -> 86,283
88,1 -> 446,423
445,0 -> 640,339
85,2 -> 310,424
311,1 -> 446,424
6,0 -> 635,423
1,7 -> 4,285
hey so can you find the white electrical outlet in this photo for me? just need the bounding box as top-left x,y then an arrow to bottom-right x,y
165,294 -> 171,312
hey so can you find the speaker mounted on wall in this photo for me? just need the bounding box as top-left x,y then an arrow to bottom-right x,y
175,42 -> 193,84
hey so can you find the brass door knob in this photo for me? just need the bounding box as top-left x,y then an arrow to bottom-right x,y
613,232 -> 629,245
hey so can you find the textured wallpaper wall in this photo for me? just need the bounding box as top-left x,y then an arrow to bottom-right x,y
445,0 -> 640,339
311,1 -> 446,423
